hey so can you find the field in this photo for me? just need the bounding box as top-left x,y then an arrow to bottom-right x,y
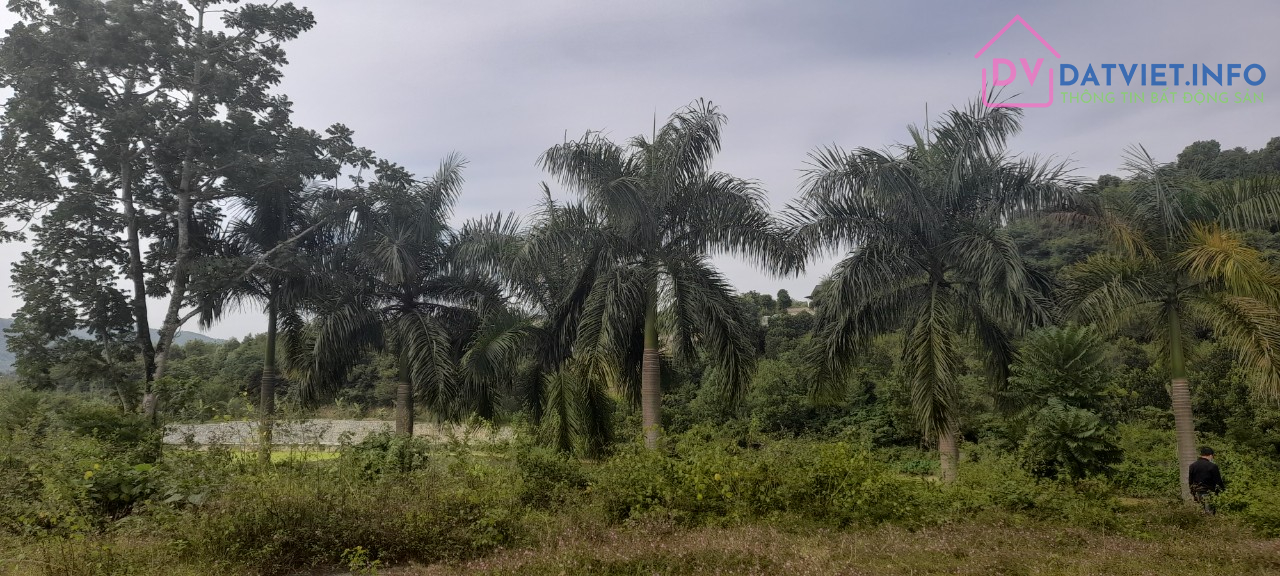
5,503 -> 1279,576
3,413 -> 1280,576
411,521 -> 1280,576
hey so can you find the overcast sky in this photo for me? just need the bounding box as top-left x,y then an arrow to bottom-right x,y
1,0 -> 1277,339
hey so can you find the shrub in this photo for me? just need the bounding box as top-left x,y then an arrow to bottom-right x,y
1110,423 -> 1179,498
1214,456 -> 1280,537
1020,401 -> 1121,480
0,430 -> 159,535
514,444 -> 588,508
338,431 -> 432,478
951,445 -> 1127,532
590,431 -> 938,529
184,467 -> 518,574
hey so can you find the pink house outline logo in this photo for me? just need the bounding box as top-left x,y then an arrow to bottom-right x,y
975,15 -> 1060,108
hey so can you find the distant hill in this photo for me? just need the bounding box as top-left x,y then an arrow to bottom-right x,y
0,318 -> 223,374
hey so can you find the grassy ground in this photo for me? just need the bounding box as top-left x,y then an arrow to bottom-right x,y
401,519 -> 1280,576
2,496 -> 1277,575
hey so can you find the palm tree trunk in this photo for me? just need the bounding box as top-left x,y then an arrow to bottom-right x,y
395,351 -> 413,437
258,285 -> 279,464
641,281 -> 661,450
1167,305 -> 1196,502
939,424 -> 959,483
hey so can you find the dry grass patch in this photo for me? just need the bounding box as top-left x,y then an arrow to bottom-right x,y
400,518 -> 1280,576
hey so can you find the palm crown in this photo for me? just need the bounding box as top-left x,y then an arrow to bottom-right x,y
788,101 -> 1075,480
1061,147 -> 1280,498
538,99 -> 797,448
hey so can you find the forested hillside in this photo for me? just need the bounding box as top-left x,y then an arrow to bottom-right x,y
0,318 -> 220,373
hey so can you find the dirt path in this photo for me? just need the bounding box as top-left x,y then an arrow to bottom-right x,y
163,419 -> 507,446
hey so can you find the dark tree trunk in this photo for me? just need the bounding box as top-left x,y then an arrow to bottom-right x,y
120,156 -> 158,421
259,284 -> 279,464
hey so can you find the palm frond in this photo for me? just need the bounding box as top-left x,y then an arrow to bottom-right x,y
1190,293 -> 1280,399
1207,175 -> 1280,231
904,287 -> 962,438
1059,254 -> 1165,333
663,253 -> 757,408
1178,223 -> 1280,304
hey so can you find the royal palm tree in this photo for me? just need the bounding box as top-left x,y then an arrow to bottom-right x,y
788,101 -> 1074,481
302,155 -> 500,436
539,99 -> 796,449
216,181 -> 333,463
456,193 -> 619,455
1060,147 -> 1280,500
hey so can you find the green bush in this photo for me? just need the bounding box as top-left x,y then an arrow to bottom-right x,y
1111,423 -> 1179,498
0,384 -> 47,439
590,431 -> 938,528
185,467 -> 518,575
338,430 -> 432,478
951,444 -> 1127,532
1020,401 -> 1121,480
1214,456 -> 1280,536
1,430 -> 158,535
514,444 -> 588,508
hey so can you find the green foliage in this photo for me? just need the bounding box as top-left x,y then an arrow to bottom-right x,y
742,359 -> 813,435
1020,400 -> 1121,480
514,444 -> 588,508
591,430 -> 938,528
1005,325 -> 1110,413
792,101 -> 1073,484
0,390 -> 167,535
185,467 -> 518,575
948,445 -> 1128,532
996,326 -> 1121,479
762,312 -> 812,360
338,431 -> 432,478
1215,456 -> 1280,536
1110,422 -> 1180,498
776,289 -> 793,310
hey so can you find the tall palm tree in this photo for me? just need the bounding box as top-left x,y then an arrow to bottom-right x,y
216,181 -> 331,463
787,101 -> 1073,481
456,193 -> 618,455
1059,147 -> 1280,500
539,99 -> 796,449
302,155 -> 500,435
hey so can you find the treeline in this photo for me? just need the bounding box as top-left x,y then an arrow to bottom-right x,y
3,0 -> 1280,502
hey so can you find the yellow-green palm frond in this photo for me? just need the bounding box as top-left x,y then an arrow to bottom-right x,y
1189,293 -> 1280,400
1178,223 -> 1280,304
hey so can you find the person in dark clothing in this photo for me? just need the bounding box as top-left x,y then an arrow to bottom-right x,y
1189,446 -> 1225,514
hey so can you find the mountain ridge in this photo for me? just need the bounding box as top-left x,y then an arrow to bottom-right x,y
0,318 -> 223,374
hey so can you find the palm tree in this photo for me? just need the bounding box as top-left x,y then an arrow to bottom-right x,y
302,155 -> 500,436
539,99 -> 796,449
216,181 -> 331,463
787,101 -> 1073,481
1059,147 -> 1280,500
455,193 -> 619,455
